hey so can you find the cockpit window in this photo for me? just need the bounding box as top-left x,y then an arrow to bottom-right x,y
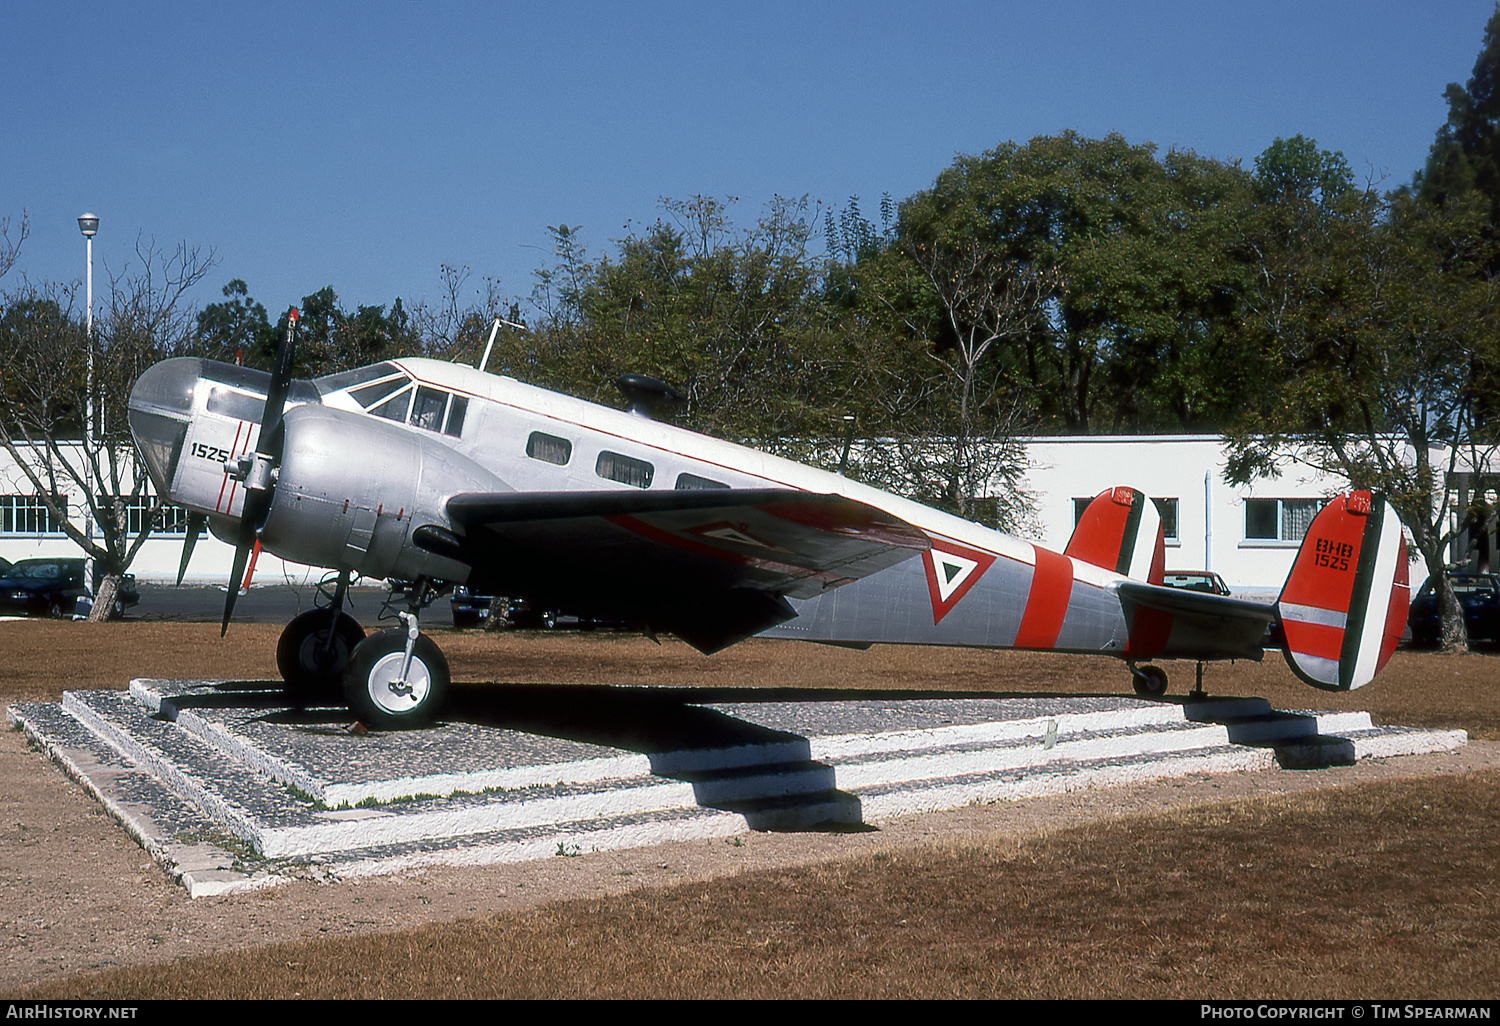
350,376 -> 411,410
412,386 -> 448,432
445,396 -> 467,437
370,386 -> 413,423
205,385 -> 269,422
316,363 -> 400,394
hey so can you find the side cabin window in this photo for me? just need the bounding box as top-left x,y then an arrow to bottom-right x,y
526,431 -> 573,466
676,472 -> 729,490
597,451 -> 654,489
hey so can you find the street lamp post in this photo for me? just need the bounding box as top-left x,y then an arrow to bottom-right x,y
77,214 -> 98,617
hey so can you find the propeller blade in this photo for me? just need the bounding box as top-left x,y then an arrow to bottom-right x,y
260,308 -> 299,439
221,519 -> 253,635
222,308 -> 299,637
176,511 -> 206,586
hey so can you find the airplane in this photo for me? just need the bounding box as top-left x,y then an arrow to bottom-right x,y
126,312 -> 1412,729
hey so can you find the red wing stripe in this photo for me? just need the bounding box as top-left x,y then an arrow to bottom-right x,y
1013,546 -> 1073,649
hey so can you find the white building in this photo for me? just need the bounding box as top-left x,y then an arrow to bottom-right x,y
0,436 -> 1447,595
1021,435 -> 1434,599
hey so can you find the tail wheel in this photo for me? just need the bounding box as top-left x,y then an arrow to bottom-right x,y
343,629 -> 450,729
277,609 -> 366,707
1131,664 -> 1169,697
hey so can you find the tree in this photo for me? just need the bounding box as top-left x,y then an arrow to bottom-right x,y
894,133 -> 1260,433
196,279 -> 274,364
0,238 -> 215,619
860,234 -> 1048,522
1227,151 -> 1500,652
527,196 -> 836,440
0,210 -> 27,282
1415,5 -> 1500,226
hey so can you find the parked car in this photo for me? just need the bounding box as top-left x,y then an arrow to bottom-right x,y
1407,572 -> 1500,647
1160,570 -> 1232,596
0,558 -> 140,619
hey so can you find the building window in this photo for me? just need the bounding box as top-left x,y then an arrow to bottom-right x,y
1072,495 -> 1179,542
97,496 -> 197,536
526,431 -> 572,466
0,495 -> 68,535
1245,497 -> 1320,542
596,451 -> 654,488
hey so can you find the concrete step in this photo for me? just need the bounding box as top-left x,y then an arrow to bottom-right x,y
8,681 -> 1468,896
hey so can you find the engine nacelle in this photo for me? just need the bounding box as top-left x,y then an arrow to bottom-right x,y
260,404 -> 509,583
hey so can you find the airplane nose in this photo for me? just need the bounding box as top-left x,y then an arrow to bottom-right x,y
128,357 -> 203,495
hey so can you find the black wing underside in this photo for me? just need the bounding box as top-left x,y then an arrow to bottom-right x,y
438,489 -> 930,654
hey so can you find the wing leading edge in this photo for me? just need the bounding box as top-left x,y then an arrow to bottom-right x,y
438,489 -> 930,654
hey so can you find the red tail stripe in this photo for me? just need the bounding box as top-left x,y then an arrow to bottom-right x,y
1283,619 -> 1346,663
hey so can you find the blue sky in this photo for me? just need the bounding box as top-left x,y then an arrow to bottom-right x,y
4,1 -> 1496,319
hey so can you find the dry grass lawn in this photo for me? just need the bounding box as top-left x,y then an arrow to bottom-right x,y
3,618 -> 1498,999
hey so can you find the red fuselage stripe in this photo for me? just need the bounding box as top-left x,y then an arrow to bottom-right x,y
1014,545 -> 1073,649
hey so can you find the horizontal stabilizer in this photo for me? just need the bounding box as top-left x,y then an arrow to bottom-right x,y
1276,491 -> 1409,691
1066,486 -> 1165,583
1114,579 -> 1275,662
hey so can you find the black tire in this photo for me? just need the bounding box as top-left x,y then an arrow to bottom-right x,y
1132,664 -> 1169,697
278,609 -> 366,707
343,629 -> 450,729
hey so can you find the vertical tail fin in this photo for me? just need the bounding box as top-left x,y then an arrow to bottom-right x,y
1065,486 -> 1165,584
1277,490 -> 1409,691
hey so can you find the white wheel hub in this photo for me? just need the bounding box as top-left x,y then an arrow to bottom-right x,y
363,652 -> 432,714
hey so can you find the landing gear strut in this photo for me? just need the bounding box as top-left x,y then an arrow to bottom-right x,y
342,578 -> 451,729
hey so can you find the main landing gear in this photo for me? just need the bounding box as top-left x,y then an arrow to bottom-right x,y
1128,662 -> 1169,697
275,574 -> 452,729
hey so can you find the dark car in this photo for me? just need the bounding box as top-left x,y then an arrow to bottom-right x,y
0,558 -> 140,619
450,588 -> 558,629
449,586 -> 627,631
1160,570 -> 1232,596
1407,572 -> 1500,647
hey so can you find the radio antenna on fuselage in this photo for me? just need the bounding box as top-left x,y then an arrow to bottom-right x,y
478,317 -> 527,374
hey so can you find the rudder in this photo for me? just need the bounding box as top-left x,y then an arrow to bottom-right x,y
1276,490 -> 1409,691
1065,486 -> 1165,584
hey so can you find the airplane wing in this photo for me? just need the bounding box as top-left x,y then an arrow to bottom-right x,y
439,489 -> 931,653
1113,580 -> 1277,662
